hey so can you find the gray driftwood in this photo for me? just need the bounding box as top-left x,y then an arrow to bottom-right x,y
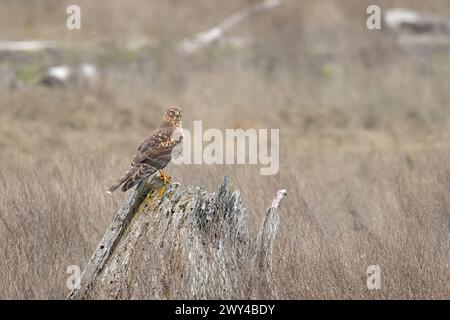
179,0 -> 281,54
67,176 -> 286,299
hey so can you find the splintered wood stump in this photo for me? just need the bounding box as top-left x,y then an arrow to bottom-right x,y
67,176 -> 286,299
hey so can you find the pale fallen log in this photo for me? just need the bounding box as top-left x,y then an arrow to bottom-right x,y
384,8 -> 450,47
0,41 -> 58,53
179,0 -> 281,54
67,175 -> 287,299
384,8 -> 450,34
40,63 -> 99,88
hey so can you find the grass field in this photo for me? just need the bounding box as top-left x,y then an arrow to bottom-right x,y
0,0 -> 449,299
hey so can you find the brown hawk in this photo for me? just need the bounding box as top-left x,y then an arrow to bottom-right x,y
107,106 -> 183,194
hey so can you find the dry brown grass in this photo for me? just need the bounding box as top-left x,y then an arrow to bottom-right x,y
1,150 -> 449,299
0,0 -> 449,299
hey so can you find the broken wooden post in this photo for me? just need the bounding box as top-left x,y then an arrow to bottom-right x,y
67,175 -> 287,299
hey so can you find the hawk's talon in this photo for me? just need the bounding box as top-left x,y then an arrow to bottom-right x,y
158,170 -> 171,197
158,170 -> 171,184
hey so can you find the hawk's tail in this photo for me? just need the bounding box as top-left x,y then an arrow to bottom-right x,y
106,166 -> 138,194
107,165 -> 157,194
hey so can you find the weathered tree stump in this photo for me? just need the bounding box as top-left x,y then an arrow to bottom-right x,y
67,176 -> 286,299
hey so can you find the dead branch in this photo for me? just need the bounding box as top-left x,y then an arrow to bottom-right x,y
179,0 -> 281,54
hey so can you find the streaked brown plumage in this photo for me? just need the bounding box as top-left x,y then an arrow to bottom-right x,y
107,106 -> 183,194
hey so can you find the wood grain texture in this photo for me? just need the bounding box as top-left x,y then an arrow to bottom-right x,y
68,175 -> 287,299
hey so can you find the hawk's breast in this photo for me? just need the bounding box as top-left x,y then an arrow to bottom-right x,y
171,127 -> 184,142
171,127 -> 184,160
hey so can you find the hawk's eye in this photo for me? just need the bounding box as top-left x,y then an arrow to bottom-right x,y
169,111 -> 175,116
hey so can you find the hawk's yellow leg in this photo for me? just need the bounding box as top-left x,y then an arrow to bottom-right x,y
158,169 -> 171,196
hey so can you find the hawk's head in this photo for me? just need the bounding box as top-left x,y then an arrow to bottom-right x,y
162,106 -> 182,128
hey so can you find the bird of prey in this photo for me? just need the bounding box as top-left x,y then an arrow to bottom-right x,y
107,106 -> 183,195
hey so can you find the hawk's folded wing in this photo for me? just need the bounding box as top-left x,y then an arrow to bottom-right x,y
131,127 -> 177,168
